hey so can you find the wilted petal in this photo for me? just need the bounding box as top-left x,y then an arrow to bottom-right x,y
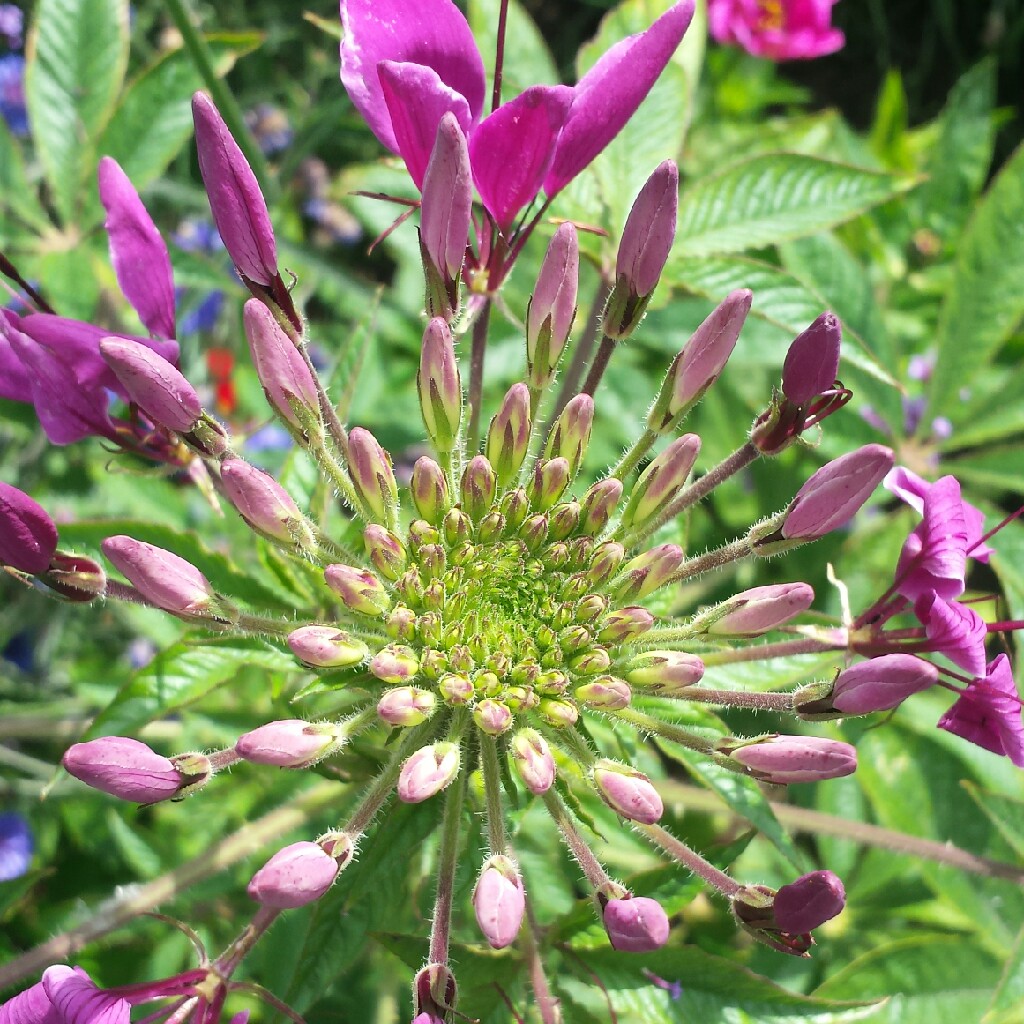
470,85 -> 573,230
340,0 -> 485,154
378,61 -> 473,189
543,1 -> 695,195
98,157 -> 176,340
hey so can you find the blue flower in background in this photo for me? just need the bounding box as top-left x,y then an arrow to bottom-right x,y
0,53 -> 28,135
0,812 -> 33,881
0,4 -> 23,48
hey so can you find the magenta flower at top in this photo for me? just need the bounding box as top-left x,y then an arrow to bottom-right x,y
708,0 -> 844,61
938,655 -> 1024,767
340,0 -> 694,230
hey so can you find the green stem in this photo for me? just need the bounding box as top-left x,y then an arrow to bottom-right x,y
681,688 -> 797,713
163,0 -> 275,199
610,706 -> 717,755
637,822 -> 740,897
610,428 -> 658,481
666,535 -> 753,586
428,751 -> 469,965
550,277 -> 611,425
580,334 -> 617,398
480,735 -> 507,853
542,787 -> 613,892
467,298 -> 492,454
522,896 -> 561,1024
699,636 -> 846,666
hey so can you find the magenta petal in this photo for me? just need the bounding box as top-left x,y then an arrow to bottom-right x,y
378,61 -> 473,189
0,482 -> 58,574
470,86 -> 573,230
0,310 -> 33,402
0,979 -> 62,1024
939,655 -> 1024,766
42,967 -> 130,1024
98,157 -> 176,340
340,0 -> 485,154
895,476 -> 969,602
916,593 -> 988,678
543,0 -> 695,196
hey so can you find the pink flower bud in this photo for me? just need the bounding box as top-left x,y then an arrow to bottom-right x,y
220,459 -> 310,544
614,543 -> 684,601
579,477 -> 623,535
411,456 -> 451,524
324,564 -> 390,616
621,434 -> 701,529
235,719 -> 338,767
473,699 -> 513,736
473,856 -> 526,949
603,896 -> 670,952
782,312 -> 841,405
192,92 -> 278,286
729,735 -> 857,784
616,160 -> 678,298
827,655 -> 938,716
780,444 -> 894,541
593,760 -> 663,823
539,697 -> 579,728
418,319 -> 463,454
598,606 -> 655,644
625,650 -> 705,692
528,457 -> 570,512
461,456 -> 497,521
527,222 -> 579,389
575,676 -> 632,710
347,427 -> 398,526
247,841 -> 339,908
101,536 -> 214,615
587,541 -> 626,586
511,729 -> 556,794
370,645 -> 420,684
773,870 -> 846,934
63,736 -> 187,803
38,552 -> 107,603
544,394 -> 594,479
420,113 -> 471,320
286,625 -> 368,668
243,299 -> 320,431
705,582 -> 815,637
398,743 -> 461,803
486,384 -> 532,486
377,686 -> 436,726
363,524 -> 408,580
99,337 -> 201,433
648,289 -> 751,430
0,482 -> 57,574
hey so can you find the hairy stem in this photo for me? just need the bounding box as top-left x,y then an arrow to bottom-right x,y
467,298 -> 492,453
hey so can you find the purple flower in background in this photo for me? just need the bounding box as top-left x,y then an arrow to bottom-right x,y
0,4 -> 22,48
0,811 -> 33,880
0,53 -> 27,135
708,0 -> 844,61
245,103 -> 293,156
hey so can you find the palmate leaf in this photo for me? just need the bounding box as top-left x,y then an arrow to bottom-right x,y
25,0 -> 129,222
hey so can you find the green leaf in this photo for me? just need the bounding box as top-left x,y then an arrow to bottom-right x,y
986,924 -> 1024,1022
929,142 -> 1024,414
85,638 -> 296,735
0,123 -> 49,230
675,154 -> 912,258
25,0 -> 130,221
564,945 -> 880,1023
98,34 -> 258,194
963,783 -> 1024,860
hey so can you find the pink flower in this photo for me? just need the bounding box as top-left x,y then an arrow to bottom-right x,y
708,0 -> 845,61
602,896 -> 671,952
773,870 -> 846,933
339,0 -> 694,226
0,482 -> 57,574
914,593 -> 988,678
938,655 -> 1024,767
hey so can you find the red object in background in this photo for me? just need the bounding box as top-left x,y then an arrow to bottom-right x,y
205,347 -> 237,415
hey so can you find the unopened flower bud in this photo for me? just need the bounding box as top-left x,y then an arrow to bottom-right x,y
473,856 -> 526,949
347,427 -> 398,527
625,651 -> 704,692
782,312 -> 841,406
647,289 -> 751,431
101,536 -> 216,617
413,963 -> 457,1022
287,625 -> 368,668
63,736 -> 194,804
570,647 -> 612,675
603,896 -> 670,952
443,508 -> 472,547
247,841 -> 340,909
324,564 -> 390,616
243,300 -> 320,432
398,742 -> 461,803
593,760 -> 663,823
527,222 -> 578,389
99,337 -> 201,433
235,719 -> 339,768
38,552 -> 107,603
604,161 -> 678,339
519,513 -> 549,552
579,478 -> 623,535
700,582 -> 815,637
461,456 -> 497,521
621,434 -> 700,530
473,699 -> 513,736
527,458 -> 569,512
418,319 -> 462,452
220,459 -> 312,546
0,482 -> 58,574
539,697 -> 578,728
599,606 -> 655,644
192,92 -> 278,288
576,676 -> 631,709
486,384 -> 531,486
544,394 -> 594,480
801,654 -> 937,717
419,114 -> 471,320
588,541 -> 626,586
411,456 -> 450,524
370,645 -> 420,684
511,729 -> 555,793
386,606 -> 417,642
364,524 -> 407,579
377,686 -> 436,726
614,543 -> 683,601
727,735 -> 857,784
777,445 -> 894,543
774,870 -> 846,933
439,672 -> 474,704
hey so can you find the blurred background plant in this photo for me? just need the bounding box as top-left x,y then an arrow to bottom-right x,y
2,0 -> 1024,1021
